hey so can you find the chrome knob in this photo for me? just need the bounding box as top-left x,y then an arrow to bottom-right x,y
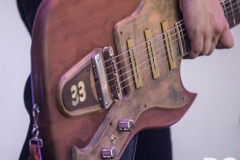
101,146 -> 118,159
118,119 -> 135,132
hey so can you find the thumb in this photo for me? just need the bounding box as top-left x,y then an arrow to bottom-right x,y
216,26 -> 234,49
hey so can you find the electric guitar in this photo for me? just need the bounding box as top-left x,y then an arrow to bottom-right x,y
31,0 -> 240,159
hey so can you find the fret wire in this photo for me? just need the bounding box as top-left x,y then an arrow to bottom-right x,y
226,7 -> 240,23
230,0 -> 236,26
222,0 -> 240,14
227,3 -> 240,17
237,0 -> 240,22
221,1 -> 227,17
223,0 -> 229,21
221,0 -> 240,27
233,0 -> 240,25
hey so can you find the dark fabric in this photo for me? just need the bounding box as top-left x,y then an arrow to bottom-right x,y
17,1 -> 172,159
17,0 -> 42,34
120,134 -> 139,160
135,128 -> 172,160
19,75 -> 34,160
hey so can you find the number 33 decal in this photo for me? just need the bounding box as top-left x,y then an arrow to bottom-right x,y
71,81 -> 86,106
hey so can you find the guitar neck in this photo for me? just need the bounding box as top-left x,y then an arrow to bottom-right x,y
221,0 -> 240,28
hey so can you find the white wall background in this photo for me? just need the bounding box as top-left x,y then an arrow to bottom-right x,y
0,1 -> 239,160
0,0 -> 31,159
172,24 -> 240,160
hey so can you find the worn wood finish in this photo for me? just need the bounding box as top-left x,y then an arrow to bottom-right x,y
31,0 -> 196,159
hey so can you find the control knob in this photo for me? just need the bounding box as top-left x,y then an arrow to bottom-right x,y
101,146 -> 118,159
118,119 -> 135,132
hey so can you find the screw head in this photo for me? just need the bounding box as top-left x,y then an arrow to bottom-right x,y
97,55 -> 101,61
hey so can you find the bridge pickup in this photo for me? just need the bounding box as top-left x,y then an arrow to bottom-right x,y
144,29 -> 160,79
126,38 -> 143,89
103,46 -> 122,100
91,54 -> 111,108
161,20 -> 177,70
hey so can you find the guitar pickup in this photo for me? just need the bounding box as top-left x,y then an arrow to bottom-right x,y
144,29 -> 161,79
126,38 -> 143,89
161,20 -> 177,70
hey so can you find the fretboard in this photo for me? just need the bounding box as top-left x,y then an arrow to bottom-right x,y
221,0 -> 240,28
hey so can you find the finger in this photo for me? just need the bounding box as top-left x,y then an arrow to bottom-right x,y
216,26 -> 234,49
208,36 -> 219,55
200,37 -> 212,56
187,34 -> 204,59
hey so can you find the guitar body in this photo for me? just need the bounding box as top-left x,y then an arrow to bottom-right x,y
31,0 -> 196,159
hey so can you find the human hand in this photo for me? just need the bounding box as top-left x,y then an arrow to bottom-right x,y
180,0 -> 234,59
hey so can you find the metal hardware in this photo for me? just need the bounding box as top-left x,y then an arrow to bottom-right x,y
144,29 -> 160,79
118,119 -> 135,132
110,135 -> 118,144
101,146 -> 118,159
161,20 -> 177,70
92,54 -> 111,108
126,38 -> 143,89
29,104 -> 43,160
103,47 -> 122,100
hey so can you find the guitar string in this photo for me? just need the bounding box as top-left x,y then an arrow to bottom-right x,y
103,22 -> 184,64
104,2 -> 240,79
230,0 -> 236,25
107,39 -> 179,84
110,41 -> 182,89
103,0 -> 239,66
222,0 -> 240,16
111,46 -> 181,94
106,6 -> 240,82
106,27 -> 186,79
104,25 -> 184,71
223,0 -> 240,21
109,18 -> 240,92
108,13 -> 240,90
227,4 -> 240,21
115,60 -> 170,93
111,4 -> 239,92
108,35 -> 183,85
106,1 -> 240,91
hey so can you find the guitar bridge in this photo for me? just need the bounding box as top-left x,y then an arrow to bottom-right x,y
103,47 -> 122,101
57,48 -> 115,117
91,53 -> 111,108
